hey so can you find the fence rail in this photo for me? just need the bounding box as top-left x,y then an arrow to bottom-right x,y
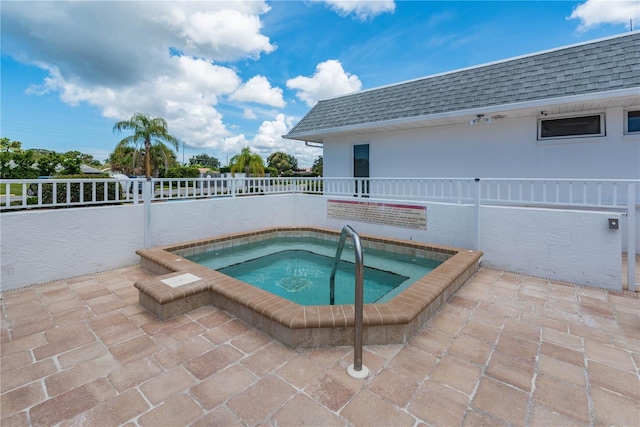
2,176 -> 637,291
480,179 -> 639,208
1,177 -> 638,211
1,178 -> 141,210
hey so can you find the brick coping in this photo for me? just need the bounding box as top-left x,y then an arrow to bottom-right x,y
134,227 -> 482,346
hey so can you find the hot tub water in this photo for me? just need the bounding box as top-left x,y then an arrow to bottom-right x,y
186,237 -> 440,305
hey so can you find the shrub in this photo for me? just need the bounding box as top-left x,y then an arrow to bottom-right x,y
163,166 -> 200,178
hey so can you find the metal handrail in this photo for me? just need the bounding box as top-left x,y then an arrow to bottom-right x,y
329,225 -> 369,378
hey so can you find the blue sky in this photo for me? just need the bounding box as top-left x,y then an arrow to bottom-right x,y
1,1 -> 637,167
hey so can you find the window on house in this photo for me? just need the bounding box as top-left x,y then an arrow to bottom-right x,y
626,110 -> 640,134
353,144 -> 370,178
353,144 -> 369,197
538,114 -> 604,139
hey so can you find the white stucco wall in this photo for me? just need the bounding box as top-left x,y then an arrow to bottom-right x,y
620,210 -> 640,253
1,205 -> 144,291
149,195 -> 298,247
292,196 -> 475,249
323,107 -> 640,179
479,206 -> 622,290
149,195 -> 474,249
0,196 -> 300,291
1,194 -> 626,292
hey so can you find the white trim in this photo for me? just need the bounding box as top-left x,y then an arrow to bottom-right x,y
285,89 -> 639,142
624,108 -> 640,135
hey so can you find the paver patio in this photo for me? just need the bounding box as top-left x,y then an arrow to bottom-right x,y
1,265 -> 638,426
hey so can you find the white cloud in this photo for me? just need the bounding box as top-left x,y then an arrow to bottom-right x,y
2,1 -> 163,86
219,134 -> 250,154
174,56 -> 241,96
27,55 -> 243,148
243,108 -> 257,119
286,60 -> 362,107
3,1 -> 274,86
219,114 -> 322,167
229,75 -> 286,107
162,5 -> 276,61
252,114 -> 293,151
4,1 -> 291,155
169,104 -> 230,149
316,0 -> 395,20
568,0 -> 639,31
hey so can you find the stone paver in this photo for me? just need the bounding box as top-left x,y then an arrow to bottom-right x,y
273,393 -> 343,427
1,265 -> 638,426
409,380 -> 469,426
472,376 -> 530,425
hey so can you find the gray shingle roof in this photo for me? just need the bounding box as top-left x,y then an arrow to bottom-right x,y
285,32 -> 640,139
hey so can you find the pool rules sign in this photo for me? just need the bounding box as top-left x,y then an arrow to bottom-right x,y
327,199 -> 427,230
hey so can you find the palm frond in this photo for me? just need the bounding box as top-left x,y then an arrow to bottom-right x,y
112,113 -> 180,178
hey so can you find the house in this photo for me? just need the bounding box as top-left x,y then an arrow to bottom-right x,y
284,32 -> 640,180
80,164 -> 106,174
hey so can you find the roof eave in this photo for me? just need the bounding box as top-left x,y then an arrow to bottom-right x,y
283,87 -> 640,142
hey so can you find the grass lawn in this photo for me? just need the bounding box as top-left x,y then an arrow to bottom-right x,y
0,183 -> 24,196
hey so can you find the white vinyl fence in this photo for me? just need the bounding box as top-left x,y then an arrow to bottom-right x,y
1,177 -> 637,292
3,177 -> 637,209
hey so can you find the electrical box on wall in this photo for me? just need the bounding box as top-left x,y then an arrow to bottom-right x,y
608,218 -> 619,230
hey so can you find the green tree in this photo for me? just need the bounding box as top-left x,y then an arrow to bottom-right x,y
229,147 -> 265,176
0,139 -> 41,179
58,151 -> 83,175
109,142 -> 177,177
163,165 -> 200,178
267,151 -> 298,176
113,113 -> 180,179
109,145 -> 139,176
1,138 -> 23,179
189,153 -> 220,170
10,149 -> 39,179
147,143 -> 178,177
79,153 -> 102,168
312,155 -> 323,176
35,151 -> 61,176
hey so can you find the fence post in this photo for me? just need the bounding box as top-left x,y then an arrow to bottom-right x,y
474,178 -> 481,251
143,179 -> 151,248
627,183 -> 636,292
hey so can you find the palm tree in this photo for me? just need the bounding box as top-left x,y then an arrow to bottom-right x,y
109,145 -> 139,176
147,143 -> 178,177
113,113 -> 180,179
110,142 -> 177,176
229,147 -> 265,176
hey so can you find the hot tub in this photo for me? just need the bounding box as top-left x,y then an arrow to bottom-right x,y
134,227 -> 482,347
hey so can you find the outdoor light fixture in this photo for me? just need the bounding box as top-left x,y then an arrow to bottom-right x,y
469,114 -> 492,126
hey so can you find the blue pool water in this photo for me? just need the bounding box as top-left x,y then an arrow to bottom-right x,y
186,237 -> 441,305
219,250 -> 408,305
